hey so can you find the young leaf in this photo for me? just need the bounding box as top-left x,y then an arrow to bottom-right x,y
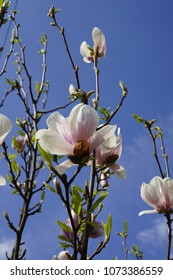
38,143 -> 52,166
104,214 -> 112,241
56,220 -> 72,233
132,114 -> 145,124
72,186 -> 82,214
89,192 -> 108,213
35,81 -> 40,93
40,190 -> 45,202
11,160 -> 20,176
44,183 -> 56,193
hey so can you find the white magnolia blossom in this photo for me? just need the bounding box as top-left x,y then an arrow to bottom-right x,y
80,27 -> 106,63
139,176 -> 173,216
36,103 -> 116,174
0,113 -> 12,186
96,128 -> 126,179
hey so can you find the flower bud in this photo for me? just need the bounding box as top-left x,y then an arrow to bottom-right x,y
89,221 -> 104,238
12,135 -> 28,153
52,251 -> 72,260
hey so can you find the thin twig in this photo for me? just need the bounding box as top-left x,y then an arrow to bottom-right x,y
50,15 -> 80,89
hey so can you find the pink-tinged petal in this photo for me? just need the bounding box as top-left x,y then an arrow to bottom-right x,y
80,41 -> 92,62
0,114 -> 12,145
141,183 -> 162,209
36,129 -> 73,155
90,125 -> 116,152
55,159 -> 75,175
69,104 -> 99,143
92,27 -> 106,56
46,112 -> 66,132
0,175 -> 6,186
138,209 -> 158,216
111,163 -> 126,179
164,177 -> 173,206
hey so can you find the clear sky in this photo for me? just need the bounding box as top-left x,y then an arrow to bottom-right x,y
0,0 -> 173,260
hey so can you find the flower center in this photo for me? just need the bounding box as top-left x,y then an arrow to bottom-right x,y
69,139 -> 90,164
74,139 -> 90,157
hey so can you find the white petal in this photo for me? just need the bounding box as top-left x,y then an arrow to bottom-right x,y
46,112 -> 66,132
90,125 -> 116,152
92,27 -> 106,55
111,163 -> 126,179
0,175 -> 6,186
138,209 -> 158,216
0,114 -> 12,145
55,159 -> 76,175
164,177 -> 173,206
36,129 -> 73,155
140,182 -> 162,209
69,104 -> 99,143
80,41 -> 91,58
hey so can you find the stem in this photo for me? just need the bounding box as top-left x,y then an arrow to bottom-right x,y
160,133 -> 170,177
148,127 -> 165,179
94,56 -> 99,110
81,153 -> 96,259
51,16 -> 80,89
97,92 -> 127,131
165,213 -> 172,260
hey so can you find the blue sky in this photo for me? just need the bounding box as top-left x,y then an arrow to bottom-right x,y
0,0 -> 173,260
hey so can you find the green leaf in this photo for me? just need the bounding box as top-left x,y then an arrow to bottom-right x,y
89,192 -> 108,213
18,130 -> 25,136
104,214 -> 112,240
40,190 -> 45,202
6,174 -> 13,182
11,160 -> 20,176
123,220 -> 128,234
0,0 -> 4,8
5,78 -> 12,85
38,143 -> 52,166
11,189 -> 19,195
72,186 -> 82,214
8,154 -> 17,160
44,183 -> 56,193
132,114 -> 145,124
35,81 -> 40,93
56,220 -> 72,232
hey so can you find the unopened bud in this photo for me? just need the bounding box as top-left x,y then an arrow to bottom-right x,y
53,178 -> 62,196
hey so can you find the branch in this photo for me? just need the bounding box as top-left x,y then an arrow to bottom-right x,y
49,9 -> 80,89
97,90 -> 127,130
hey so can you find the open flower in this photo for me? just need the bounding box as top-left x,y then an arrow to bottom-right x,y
80,27 -> 106,63
36,103 -> 115,174
0,113 -> 12,186
139,176 -> 173,216
96,128 -> 126,179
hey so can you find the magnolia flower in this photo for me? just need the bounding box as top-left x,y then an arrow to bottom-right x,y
89,221 -> 104,239
12,134 -> 28,153
96,128 -> 126,179
139,176 -> 173,216
59,211 -> 78,243
0,113 -> 12,186
36,103 -> 115,174
80,27 -> 106,63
